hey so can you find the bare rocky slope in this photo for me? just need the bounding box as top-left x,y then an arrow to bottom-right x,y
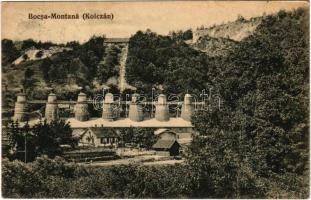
191,16 -> 262,56
193,16 -> 262,42
12,46 -> 72,65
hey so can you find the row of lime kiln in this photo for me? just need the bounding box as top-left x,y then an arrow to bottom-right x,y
13,92 -> 194,122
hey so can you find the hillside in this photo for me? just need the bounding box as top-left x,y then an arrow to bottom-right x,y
125,15 -> 265,94
190,16 -> 262,56
190,7 -> 308,198
12,46 -> 72,65
2,36 -> 106,106
191,35 -> 238,57
2,8 -> 307,106
193,16 -> 262,42
1,36 -> 134,110
1,15 -> 265,99
1,7 -> 309,199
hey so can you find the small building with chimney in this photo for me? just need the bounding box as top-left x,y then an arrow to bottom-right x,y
76,127 -> 120,147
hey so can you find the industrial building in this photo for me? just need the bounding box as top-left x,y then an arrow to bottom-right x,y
12,91 -> 195,149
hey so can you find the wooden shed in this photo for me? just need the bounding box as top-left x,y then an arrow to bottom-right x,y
152,139 -> 180,156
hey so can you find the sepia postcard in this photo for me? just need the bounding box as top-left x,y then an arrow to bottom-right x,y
1,1 -> 309,198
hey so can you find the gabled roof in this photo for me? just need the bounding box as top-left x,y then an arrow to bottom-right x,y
66,117 -> 193,128
104,38 -> 129,43
152,139 -> 179,149
154,128 -> 169,135
88,127 -> 119,138
154,128 -> 177,136
72,129 -> 87,138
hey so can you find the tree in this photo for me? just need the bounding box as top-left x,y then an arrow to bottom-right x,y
2,158 -> 43,198
40,58 -> 52,81
7,120 -> 74,162
7,121 -> 37,162
21,39 -> 37,50
119,128 -> 134,145
119,128 -> 157,149
187,8 -> 308,198
132,128 -> 157,149
126,29 -> 207,95
2,39 -> 21,66
96,44 -> 120,83
22,54 -> 28,60
33,120 -> 74,158
237,14 -> 246,22
21,68 -> 38,97
35,50 -> 44,58
2,158 -> 191,198
187,108 -> 266,198
24,68 -> 34,78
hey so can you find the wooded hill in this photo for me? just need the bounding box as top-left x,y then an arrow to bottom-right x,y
1,7 -> 309,198
126,8 -> 309,197
2,8 -> 308,106
2,37 -> 124,109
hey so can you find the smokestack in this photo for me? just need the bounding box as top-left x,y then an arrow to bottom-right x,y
129,93 -> 144,121
74,92 -> 89,121
13,93 -> 27,122
102,93 -> 116,121
155,94 -> 170,121
181,93 -> 193,121
45,93 -> 59,122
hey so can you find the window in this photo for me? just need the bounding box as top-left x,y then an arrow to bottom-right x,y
100,138 -> 107,144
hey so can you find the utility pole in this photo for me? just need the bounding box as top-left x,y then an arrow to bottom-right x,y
17,128 -> 28,163
152,88 -> 155,118
176,107 -> 180,118
24,132 -> 27,163
125,94 -> 130,118
14,121 -> 29,163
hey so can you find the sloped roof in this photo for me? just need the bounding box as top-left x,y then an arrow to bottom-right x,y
154,128 -> 169,135
72,129 -> 87,138
104,38 -> 129,43
88,127 -> 119,138
65,117 -> 193,128
154,128 -> 177,136
152,139 -> 179,149
23,117 -> 193,128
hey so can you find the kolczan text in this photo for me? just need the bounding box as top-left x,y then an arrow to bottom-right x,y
82,13 -> 114,20
28,13 -> 114,20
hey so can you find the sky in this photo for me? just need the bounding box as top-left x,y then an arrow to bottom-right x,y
1,1 -> 308,43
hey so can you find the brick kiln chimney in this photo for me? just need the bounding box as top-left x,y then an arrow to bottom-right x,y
155,94 -> 170,122
102,93 -> 116,121
181,93 -> 193,121
45,93 -> 59,122
13,92 -> 27,122
74,92 -> 89,121
128,93 -> 144,122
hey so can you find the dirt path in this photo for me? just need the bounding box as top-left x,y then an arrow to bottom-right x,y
118,45 -> 128,92
79,155 -> 185,167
